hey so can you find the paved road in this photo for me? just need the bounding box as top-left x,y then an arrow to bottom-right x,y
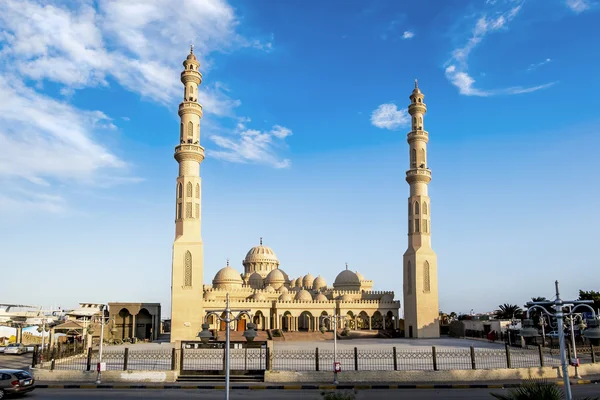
0,353 -> 31,370
22,386 -> 600,399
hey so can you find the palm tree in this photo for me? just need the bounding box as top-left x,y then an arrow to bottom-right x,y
495,304 -> 523,320
490,379 -> 598,399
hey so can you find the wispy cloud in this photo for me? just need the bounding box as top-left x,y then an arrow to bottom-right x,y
402,31 -> 415,39
209,123 -> 292,168
445,2 -> 555,97
370,103 -> 410,130
527,58 -> 552,72
565,0 -> 591,13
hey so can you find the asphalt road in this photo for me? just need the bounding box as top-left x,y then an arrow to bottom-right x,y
21,386 -> 600,399
0,353 -> 31,370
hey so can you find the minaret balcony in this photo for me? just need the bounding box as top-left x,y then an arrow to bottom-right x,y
180,70 -> 202,85
178,101 -> 203,117
405,168 -> 432,183
174,143 -> 205,163
407,130 -> 428,141
408,103 -> 426,114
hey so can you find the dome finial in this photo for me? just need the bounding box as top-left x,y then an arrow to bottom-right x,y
415,79 -> 418,89
190,43 -> 194,54
345,262 -> 348,270
226,258 -> 229,266
260,237 -> 263,245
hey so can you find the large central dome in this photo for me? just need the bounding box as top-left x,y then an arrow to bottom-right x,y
243,238 -> 280,278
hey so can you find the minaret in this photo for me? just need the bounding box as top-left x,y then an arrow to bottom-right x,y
170,46 -> 205,342
402,80 -> 440,338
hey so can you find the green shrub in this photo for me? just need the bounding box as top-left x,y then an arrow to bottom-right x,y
322,391 -> 356,400
490,379 -> 599,400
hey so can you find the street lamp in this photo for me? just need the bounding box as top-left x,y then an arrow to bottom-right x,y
564,306 -> 586,379
521,280 -> 600,400
319,309 -> 347,385
95,305 -> 108,384
197,293 -> 255,400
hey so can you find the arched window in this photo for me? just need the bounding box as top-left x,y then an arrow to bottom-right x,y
421,149 -> 426,166
411,148 -> 416,166
190,86 -> 194,94
423,202 -> 428,215
407,261 -> 413,295
186,182 -> 192,197
414,201 -> 420,215
423,261 -> 430,292
176,203 -> 182,219
195,183 -> 200,199
413,117 -> 417,125
187,121 -> 193,140
186,202 -> 192,218
418,98 -> 422,103
180,123 -> 183,140
177,183 -> 182,198
195,204 -> 199,218
184,251 -> 192,287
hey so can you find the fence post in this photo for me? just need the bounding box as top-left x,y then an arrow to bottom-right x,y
123,347 -> 129,371
315,348 -> 319,371
591,344 -> 596,363
470,346 -> 476,370
32,345 -> 39,368
266,346 -> 271,371
505,343 -> 512,369
171,347 -> 176,371
50,359 -> 55,371
354,347 -> 358,371
86,349 -> 92,371
538,344 -> 544,367
432,346 -> 438,371
393,347 -> 397,371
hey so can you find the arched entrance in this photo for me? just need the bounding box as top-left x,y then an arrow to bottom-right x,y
118,308 -> 133,339
346,311 -> 355,330
137,308 -> 153,340
385,311 -> 394,330
253,311 -> 264,330
358,311 -> 370,330
320,311 -> 330,331
282,311 -> 292,331
237,315 -> 247,332
371,311 -> 383,330
298,311 -> 313,331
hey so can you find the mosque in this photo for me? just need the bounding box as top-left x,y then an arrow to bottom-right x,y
169,47 -> 438,342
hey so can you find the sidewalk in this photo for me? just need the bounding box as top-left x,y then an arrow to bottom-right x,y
34,377 -> 600,390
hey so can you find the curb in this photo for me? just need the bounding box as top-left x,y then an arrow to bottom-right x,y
35,380 -> 600,390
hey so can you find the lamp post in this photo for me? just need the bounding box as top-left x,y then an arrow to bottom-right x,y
95,305 -> 107,384
565,306 -> 586,380
197,293 -> 256,400
521,280 -> 600,400
319,309 -> 347,385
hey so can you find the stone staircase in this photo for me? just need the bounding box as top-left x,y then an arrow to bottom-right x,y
274,331 -> 335,341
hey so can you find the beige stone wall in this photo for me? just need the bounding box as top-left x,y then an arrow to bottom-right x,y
265,363 -> 600,383
32,369 -> 176,383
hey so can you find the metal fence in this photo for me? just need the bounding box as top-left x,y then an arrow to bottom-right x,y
35,343 -> 599,373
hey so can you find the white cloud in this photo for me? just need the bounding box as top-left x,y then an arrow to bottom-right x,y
370,104 -> 410,130
445,3 -> 555,97
527,58 -> 552,71
565,0 -> 591,13
402,31 -> 415,39
209,123 -> 292,168
0,0 -> 286,212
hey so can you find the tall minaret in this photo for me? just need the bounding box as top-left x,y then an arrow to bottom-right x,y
170,46 -> 205,342
402,80 -> 440,338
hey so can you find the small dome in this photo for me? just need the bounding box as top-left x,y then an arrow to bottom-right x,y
294,277 -> 303,287
278,293 -> 293,302
243,239 -> 279,265
314,293 -> 328,302
302,273 -> 315,289
265,268 -> 287,289
213,263 -> 243,289
333,267 -> 361,290
312,276 -> 327,291
295,289 -> 313,302
248,272 -> 264,289
264,285 -> 276,293
278,286 -> 289,294
204,292 -> 216,301
339,294 -> 353,302
355,272 -> 365,281
252,292 -> 267,301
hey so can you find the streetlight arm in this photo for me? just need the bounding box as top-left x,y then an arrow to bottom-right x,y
525,305 -> 555,319
570,304 -> 597,317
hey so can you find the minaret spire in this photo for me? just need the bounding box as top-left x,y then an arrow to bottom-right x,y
260,237 -> 263,245
403,81 -> 440,339
170,47 -> 205,343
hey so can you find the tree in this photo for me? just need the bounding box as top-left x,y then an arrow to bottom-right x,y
495,304 -> 523,320
578,290 -> 600,312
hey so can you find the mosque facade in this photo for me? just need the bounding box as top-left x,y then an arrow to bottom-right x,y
169,48 -> 424,342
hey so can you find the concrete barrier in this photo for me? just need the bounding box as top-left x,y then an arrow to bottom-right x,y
32,369 -> 177,383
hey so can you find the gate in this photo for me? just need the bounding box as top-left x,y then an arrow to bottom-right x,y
179,341 -> 267,376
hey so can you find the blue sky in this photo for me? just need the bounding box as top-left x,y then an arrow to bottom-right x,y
1,0 -> 599,318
